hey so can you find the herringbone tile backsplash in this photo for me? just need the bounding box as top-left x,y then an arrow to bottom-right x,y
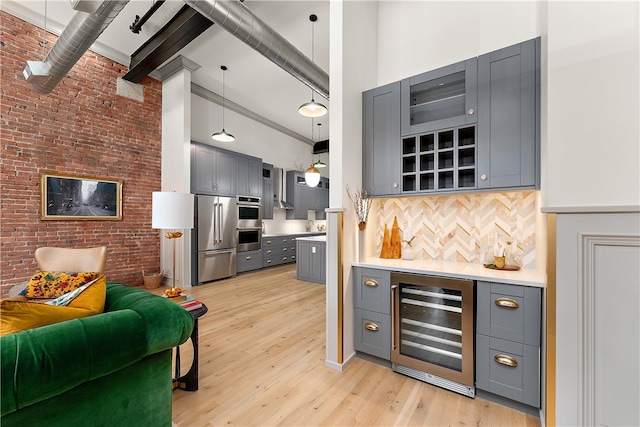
372,191 -> 538,268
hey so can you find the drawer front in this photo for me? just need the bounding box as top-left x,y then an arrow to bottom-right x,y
354,308 -> 391,360
476,281 -> 541,346
262,256 -> 279,268
476,334 -> 540,407
262,237 -> 279,248
237,250 -> 262,273
353,267 -> 391,314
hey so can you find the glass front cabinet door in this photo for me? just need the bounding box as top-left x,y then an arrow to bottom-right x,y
400,58 -> 477,137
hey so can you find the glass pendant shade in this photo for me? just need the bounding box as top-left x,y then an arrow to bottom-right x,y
212,65 -> 235,142
305,164 -> 321,187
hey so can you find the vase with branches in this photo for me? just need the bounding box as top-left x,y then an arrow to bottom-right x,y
346,186 -> 374,230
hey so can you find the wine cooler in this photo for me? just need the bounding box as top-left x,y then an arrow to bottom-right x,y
391,272 -> 475,397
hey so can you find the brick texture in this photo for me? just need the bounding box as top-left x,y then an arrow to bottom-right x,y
1,12 -> 163,295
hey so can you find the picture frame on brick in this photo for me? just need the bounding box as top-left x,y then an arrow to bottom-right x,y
41,173 -> 123,220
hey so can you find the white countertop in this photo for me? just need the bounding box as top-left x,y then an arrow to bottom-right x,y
352,257 -> 546,288
296,235 -> 327,242
263,231 -> 326,237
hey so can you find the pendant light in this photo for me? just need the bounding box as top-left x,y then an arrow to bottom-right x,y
313,123 -> 327,168
212,65 -> 235,142
298,14 -> 327,118
305,118 -> 321,187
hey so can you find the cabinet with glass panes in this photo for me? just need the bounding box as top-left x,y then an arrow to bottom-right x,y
401,125 -> 476,193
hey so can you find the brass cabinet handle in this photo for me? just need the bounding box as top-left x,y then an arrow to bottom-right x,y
266,250 -> 272,254
495,298 -> 519,309
246,256 -> 251,260
266,260 -> 272,264
494,354 -> 518,367
364,279 -> 379,287
364,322 -> 379,332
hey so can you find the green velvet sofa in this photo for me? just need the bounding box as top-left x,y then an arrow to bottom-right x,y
1,282 -> 194,427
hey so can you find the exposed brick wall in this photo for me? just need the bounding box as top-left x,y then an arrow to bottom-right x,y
0,12 -> 162,295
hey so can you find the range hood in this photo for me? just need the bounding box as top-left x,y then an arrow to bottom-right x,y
273,168 -> 294,210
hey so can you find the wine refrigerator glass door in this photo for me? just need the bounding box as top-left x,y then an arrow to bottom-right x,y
391,272 -> 475,397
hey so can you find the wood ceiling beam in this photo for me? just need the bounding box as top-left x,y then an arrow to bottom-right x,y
123,5 -> 213,83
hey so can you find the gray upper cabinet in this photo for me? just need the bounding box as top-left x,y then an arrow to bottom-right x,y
285,171 -> 329,220
191,142 -> 235,196
477,37 -> 541,190
262,163 -> 274,220
235,154 -> 262,197
362,82 -> 401,196
400,58 -> 477,136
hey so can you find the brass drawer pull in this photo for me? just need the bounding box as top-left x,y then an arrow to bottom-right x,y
494,354 -> 518,367
495,298 -> 519,309
364,279 -> 379,287
364,322 -> 379,332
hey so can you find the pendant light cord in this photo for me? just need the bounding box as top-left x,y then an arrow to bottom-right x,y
310,14 -> 317,100
42,0 -> 48,58
221,65 -> 227,128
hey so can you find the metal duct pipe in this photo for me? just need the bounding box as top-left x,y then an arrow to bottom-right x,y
25,0 -> 129,93
184,0 -> 329,100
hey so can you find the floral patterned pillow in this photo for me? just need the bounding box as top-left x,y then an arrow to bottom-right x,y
20,271 -> 102,299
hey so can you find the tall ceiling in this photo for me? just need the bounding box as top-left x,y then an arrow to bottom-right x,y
3,0 -> 330,145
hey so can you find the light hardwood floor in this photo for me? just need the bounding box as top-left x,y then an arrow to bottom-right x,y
161,264 -> 540,427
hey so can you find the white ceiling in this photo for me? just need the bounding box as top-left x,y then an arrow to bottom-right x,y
3,0 -> 330,145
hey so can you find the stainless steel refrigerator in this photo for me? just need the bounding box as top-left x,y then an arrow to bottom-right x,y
195,195 -> 236,283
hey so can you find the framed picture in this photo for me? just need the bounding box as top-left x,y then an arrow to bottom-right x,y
41,173 -> 122,220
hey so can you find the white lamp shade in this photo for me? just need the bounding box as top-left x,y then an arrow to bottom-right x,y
152,192 -> 194,229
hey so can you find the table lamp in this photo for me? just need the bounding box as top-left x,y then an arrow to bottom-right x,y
152,191 -> 194,298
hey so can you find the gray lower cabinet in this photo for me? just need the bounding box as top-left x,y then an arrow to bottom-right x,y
352,267 -> 391,360
262,234 -> 325,268
236,249 -> 262,273
296,239 -> 325,284
362,82 -> 401,196
477,37 -> 541,190
475,280 -> 541,408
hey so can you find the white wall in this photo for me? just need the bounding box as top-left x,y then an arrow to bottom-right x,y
545,1 -> 639,208
190,94 -> 322,176
376,1 -> 539,87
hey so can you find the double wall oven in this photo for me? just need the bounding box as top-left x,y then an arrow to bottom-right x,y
236,196 -> 262,252
391,272 -> 475,397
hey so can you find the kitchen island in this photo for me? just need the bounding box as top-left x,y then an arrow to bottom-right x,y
296,235 -> 326,284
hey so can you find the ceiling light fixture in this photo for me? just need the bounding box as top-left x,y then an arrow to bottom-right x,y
305,118 -> 321,187
298,14 -> 327,118
313,124 -> 326,168
212,65 -> 235,142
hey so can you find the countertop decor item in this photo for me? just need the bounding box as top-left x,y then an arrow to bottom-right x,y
380,216 -> 402,259
483,263 -> 521,271
346,186 -> 374,230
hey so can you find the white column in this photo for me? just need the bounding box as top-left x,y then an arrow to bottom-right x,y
326,0 -> 378,370
158,56 -> 200,288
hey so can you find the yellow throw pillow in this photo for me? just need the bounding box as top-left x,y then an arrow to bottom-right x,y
0,275 -> 107,337
21,271 -> 102,299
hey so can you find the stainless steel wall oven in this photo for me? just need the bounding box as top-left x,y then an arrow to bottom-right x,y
391,272 -> 475,397
236,196 -> 262,228
236,196 -> 262,252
